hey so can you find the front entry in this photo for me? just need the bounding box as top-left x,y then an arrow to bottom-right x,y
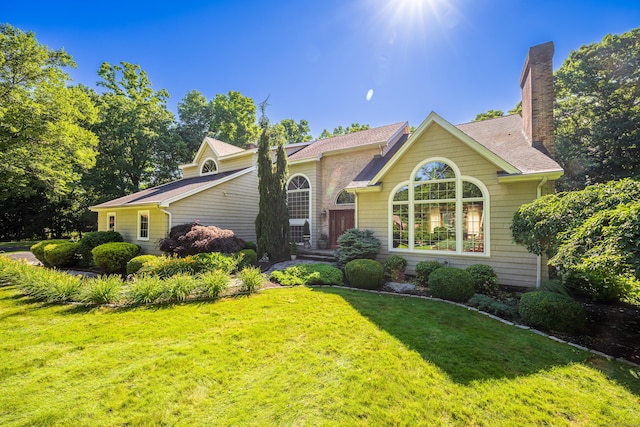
329,209 -> 355,249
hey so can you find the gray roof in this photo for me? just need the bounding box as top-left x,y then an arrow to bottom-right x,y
91,169 -> 248,209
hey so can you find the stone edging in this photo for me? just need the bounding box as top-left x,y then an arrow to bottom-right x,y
264,284 -> 640,369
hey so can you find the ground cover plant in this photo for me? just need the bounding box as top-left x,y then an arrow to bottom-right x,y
269,263 -> 343,286
0,283 -> 638,426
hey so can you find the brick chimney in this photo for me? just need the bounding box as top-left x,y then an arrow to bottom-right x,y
520,41 -> 555,156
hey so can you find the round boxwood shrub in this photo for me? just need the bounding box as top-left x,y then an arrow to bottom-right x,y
466,264 -> 499,294
428,267 -> 475,302
44,241 -> 80,268
237,249 -> 258,271
415,260 -> 444,286
518,291 -> 586,333
92,242 -> 140,274
384,255 -> 408,281
243,241 -> 257,251
126,254 -> 158,275
78,231 -> 123,266
345,259 -> 383,289
30,239 -> 71,266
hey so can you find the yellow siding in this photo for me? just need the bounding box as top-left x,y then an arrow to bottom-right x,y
358,123 -> 547,288
218,154 -> 254,173
181,165 -> 199,179
169,170 -> 260,243
96,207 -> 168,255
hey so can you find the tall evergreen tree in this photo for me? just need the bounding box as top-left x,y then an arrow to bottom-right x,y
255,101 -> 290,260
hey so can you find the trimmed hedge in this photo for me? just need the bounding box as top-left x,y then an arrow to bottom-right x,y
270,263 -> 344,286
384,255 -> 408,281
92,242 -> 140,274
466,264 -> 499,295
126,255 -> 158,275
345,259 -> 383,289
30,239 -> 70,266
44,241 -> 79,268
518,291 -> 586,333
415,260 -> 444,286
78,231 -> 124,266
237,249 -> 258,271
428,267 -> 475,302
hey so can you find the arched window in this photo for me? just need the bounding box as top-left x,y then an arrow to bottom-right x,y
287,175 -> 311,243
391,159 -> 487,254
336,190 -> 355,204
201,158 -> 217,175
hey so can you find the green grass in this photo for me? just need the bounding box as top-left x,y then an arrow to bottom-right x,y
0,284 -> 638,426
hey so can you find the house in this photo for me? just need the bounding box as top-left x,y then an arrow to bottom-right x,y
91,41 -> 561,287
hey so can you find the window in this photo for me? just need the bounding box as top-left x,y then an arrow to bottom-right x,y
138,210 -> 150,241
200,158 -> 217,175
287,175 -> 311,243
390,159 -> 487,254
107,212 -> 116,232
336,190 -> 355,204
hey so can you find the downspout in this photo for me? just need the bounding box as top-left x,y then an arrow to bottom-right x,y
535,176 -> 548,288
159,207 -> 172,236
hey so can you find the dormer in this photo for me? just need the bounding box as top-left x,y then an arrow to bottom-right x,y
179,137 -> 254,179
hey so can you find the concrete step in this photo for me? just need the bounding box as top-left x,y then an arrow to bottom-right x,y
297,250 -> 338,263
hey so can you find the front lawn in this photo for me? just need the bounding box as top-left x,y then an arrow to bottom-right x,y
0,284 -> 638,426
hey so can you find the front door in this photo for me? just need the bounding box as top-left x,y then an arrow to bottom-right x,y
329,209 -> 355,249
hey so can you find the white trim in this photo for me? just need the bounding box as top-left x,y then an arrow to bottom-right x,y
200,157 -> 219,176
371,112 -> 520,186
387,157 -> 490,257
106,212 -> 116,232
287,173 -> 313,243
137,210 -> 150,241
497,170 -> 564,183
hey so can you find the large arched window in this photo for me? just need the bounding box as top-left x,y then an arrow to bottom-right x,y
390,158 -> 488,254
200,158 -> 218,175
336,190 -> 355,205
287,175 -> 311,243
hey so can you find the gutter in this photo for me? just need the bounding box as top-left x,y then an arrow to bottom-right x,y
535,176 -> 548,288
159,207 -> 172,235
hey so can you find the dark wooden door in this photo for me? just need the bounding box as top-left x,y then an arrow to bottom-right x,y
329,210 -> 355,249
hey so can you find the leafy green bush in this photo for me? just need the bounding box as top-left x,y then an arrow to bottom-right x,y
163,274 -> 198,302
415,260 -> 444,286
335,229 -> 381,265
237,249 -> 258,271
126,255 -> 158,275
468,294 -> 518,319
238,267 -> 265,294
92,242 -> 140,274
1,257 -> 82,302
78,231 -> 123,266
198,270 -> 230,299
80,275 -> 124,304
137,252 -> 238,278
384,255 -> 408,281
243,241 -> 257,251
428,267 -> 475,302
345,259 -> 383,289
563,269 -> 639,303
44,242 -> 79,267
30,239 -> 70,266
126,275 -> 166,305
270,263 -> 344,286
518,291 -> 586,333
466,264 -> 499,295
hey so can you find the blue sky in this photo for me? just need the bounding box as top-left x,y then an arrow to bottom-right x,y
3,0 -> 639,137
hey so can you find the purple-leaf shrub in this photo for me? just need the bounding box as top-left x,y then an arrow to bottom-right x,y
159,222 -> 245,256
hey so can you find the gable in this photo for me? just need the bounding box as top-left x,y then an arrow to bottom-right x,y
180,137 -> 253,178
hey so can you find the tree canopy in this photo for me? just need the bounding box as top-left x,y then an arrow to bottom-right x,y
319,122 -> 370,139
210,91 -> 260,148
554,28 -> 640,190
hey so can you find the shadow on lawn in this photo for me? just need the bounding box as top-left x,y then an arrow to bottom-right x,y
313,287 -> 640,393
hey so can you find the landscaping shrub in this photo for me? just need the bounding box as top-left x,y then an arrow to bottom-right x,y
126,255 -> 158,275
466,264 -> 499,295
518,291 -> 586,333
198,270 -> 230,299
92,242 -> 140,274
335,229 -> 381,265
137,252 -> 238,278
44,241 -> 80,268
345,259 -> 383,290
158,222 -> 245,256
415,260 -> 444,286
384,255 -> 408,281
80,275 -> 124,304
270,263 -> 344,286
2,258 -> 82,302
126,275 -> 166,305
243,241 -> 257,251
163,274 -> 198,302
195,252 -> 239,274
30,239 -> 70,266
428,267 -> 475,302
468,294 -> 518,319
78,231 -> 123,266
238,267 -> 265,294
237,249 -> 258,271
563,269 -> 639,303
